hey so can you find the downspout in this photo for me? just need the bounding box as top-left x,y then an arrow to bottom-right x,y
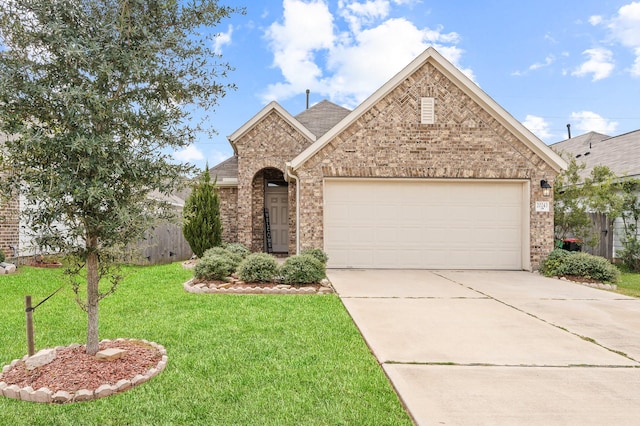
285,162 -> 300,255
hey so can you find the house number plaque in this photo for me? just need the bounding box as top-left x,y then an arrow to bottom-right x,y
535,201 -> 550,212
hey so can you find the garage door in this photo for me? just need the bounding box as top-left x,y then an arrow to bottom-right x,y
323,179 -> 527,269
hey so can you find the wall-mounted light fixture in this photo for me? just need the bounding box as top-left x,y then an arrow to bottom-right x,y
540,179 -> 552,197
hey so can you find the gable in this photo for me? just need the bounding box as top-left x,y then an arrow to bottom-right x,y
289,47 -> 567,174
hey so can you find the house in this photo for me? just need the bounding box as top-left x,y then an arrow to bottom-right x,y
209,47 -> 567,270
551,129 -> 640,258
0,134 -> 19,259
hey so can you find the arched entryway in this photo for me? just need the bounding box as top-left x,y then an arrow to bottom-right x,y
251,168 -> 289,253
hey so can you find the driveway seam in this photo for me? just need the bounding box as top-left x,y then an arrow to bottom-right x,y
433,272 -> 640,365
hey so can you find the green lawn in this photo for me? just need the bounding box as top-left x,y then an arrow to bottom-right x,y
0,263 -> 411,425
615,267 -> 640,298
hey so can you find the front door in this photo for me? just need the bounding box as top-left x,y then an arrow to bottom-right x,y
265,184 -> 288,253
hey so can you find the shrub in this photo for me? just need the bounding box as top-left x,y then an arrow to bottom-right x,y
194,254 -> 235,281
238,253 -> 278,282
540,249 -> 571,277
224,243 -> 251,259
202,247 -> 242,269
280,255 -> 326,284
0,249 -> 4,263
300,248 -> 328,265
557,252 -> 620,283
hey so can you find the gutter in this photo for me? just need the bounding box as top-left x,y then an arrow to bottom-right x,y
285,162 -> 300,255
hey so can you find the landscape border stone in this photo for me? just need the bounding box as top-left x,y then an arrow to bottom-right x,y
183,277 -> 334,294
0,338 -> 167,404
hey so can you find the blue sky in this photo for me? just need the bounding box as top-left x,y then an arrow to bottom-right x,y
174,0 -> 640,169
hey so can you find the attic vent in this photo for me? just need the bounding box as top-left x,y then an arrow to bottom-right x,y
421,97 -> 435,124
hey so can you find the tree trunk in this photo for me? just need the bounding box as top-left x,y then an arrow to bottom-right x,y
86,235 -> 100,355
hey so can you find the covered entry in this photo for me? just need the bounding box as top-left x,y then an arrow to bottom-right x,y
323,179 -> 528,269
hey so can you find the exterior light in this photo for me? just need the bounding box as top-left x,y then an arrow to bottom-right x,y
540,179 -> 552,197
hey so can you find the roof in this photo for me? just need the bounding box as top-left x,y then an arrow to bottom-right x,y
207,155 -> 238,187
288,47 -> 568,174
227,101 -> 316,153
295,100 -> 351,138
550,130 -> 640,179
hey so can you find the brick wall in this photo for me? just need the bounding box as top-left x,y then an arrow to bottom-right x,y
0,189 -> 19,259
218,186 -> 238,244
234,110 -> 314,253
294,61 -> 557,269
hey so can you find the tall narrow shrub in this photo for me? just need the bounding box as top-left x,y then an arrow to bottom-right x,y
183,166 -> 223,257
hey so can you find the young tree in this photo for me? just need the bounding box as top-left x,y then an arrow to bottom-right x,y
183,165 -> 223,257
554,158 -> 595,246
0,0 -> 241,354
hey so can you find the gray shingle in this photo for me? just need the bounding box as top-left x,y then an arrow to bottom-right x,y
550,130 -> 640,179
295,100 -> 351,138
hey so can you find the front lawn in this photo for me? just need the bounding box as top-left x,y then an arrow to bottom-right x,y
0,263 -> 411,425
614,267 -> 640,298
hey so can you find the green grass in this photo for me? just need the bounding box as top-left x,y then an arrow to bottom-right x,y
614,266 -> 640,298
0,264 -> 411,425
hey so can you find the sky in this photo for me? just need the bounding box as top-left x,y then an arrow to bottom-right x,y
168,0 -> 640,170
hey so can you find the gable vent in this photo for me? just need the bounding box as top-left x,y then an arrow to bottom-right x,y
421,97 -> 435,124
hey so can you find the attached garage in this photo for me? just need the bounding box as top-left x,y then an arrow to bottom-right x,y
324,179 -> 529,270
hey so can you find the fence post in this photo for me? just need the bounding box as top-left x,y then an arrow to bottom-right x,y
25,295 -> 35,356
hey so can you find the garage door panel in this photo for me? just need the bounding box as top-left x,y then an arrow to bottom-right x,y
324,180 -> 525,270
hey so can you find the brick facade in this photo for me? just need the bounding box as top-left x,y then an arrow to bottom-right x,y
232,110 -> 313,253
217,186 -> 238,244
0,186 -> 19,259
294,61 -> 557,269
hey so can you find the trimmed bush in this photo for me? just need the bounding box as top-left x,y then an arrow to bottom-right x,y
557,252 -> 620,283
300,248 -> 328,265
280,255 -> 326,284
194,254 -> 235,281
540,249 -> 571,277
225,243 -> 251,259
541,249 -> 619,284
238,253 -> 278,283
202,247 -> 242,269
0,249 -> 4,263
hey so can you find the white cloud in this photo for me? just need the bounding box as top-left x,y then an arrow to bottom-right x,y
173,145 -> 205,163
607,1 -> 640,76
588,15 -> 603,25
522,115 -> 552,140
262,0 -> 472,107
529,55 -> 555,71
213,25 -> 233,55
572,48 -> 614,81
570,111 -> 618,134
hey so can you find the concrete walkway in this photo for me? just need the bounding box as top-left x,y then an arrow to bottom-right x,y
328,269 -> 640,426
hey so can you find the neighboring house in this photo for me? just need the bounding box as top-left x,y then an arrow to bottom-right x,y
551,129 -> 640,258
209,47 -> 567,270
0,133 -> 19,259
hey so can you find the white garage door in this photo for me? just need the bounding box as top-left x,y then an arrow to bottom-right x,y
324,179 -> 527,270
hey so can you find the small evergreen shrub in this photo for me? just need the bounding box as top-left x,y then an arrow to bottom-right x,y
202,246 -> 242,269
0,249 -> 4,263
194,254 -> 235,281
280,255 -> 326,284
238,253 -> 278,282
300,248 -> 328,265
540,249 -> 571,277
557,252 -> 620,283
225,243 -> 251,259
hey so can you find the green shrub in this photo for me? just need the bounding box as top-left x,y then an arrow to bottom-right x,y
202,247 -> 242,269
194,254 -> 235,281
0,249 -> 4,263
540,249 -> 571,277
225,243 -> 251,259
280,255 -> 326,284
557,252 -> 620,283
300,248 -> 328,265
238,253 -> 278,282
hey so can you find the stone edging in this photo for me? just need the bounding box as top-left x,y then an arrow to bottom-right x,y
183,278 -> 334,294
0,338 -> 167,404
557,276 -> 617,290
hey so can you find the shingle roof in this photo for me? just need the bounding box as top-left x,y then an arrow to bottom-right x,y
294,100 -> 351,138
208,155 -> 238,185
550,130 -> 640,179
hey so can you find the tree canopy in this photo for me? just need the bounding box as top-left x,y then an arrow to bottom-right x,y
0,0 -> 241,354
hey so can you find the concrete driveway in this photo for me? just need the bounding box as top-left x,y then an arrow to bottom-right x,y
328,270 -> 640,426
